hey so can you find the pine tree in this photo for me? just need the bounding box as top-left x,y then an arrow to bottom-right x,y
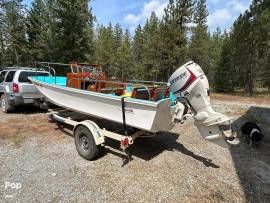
113,23 -> 122,50
132,24 -> 144,79
209,27 -> 223,84
111,23 -> 122,76
0,30 -> 4,66
189,0 -> 211,78
214,32 -> 234,92
53,0 -> 95,62
0,3 -> 5,66
252,0 -> 270,91
115,29 -> 134,79
94,24 -> 114,76
230,11 -> 257,96
215,0 -> 270,95
0,0 -> 268,96
160,0 -> 193,80
2,0 -> 28,66
46,0 -> 59,61
143,12 -> 160,80
0,0 -> 12,7
26,0 -> 51,62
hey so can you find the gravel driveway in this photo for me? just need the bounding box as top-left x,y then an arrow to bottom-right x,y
0,102 -> 270,202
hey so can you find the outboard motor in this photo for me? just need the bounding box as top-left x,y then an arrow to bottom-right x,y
169,61 -> 236,147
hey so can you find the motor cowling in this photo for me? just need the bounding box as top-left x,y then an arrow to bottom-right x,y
168,61 -> 236,147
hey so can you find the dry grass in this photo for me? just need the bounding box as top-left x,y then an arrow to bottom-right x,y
211,93 -> 270,105
0,112 -> 65,146
224,106 -> 248,117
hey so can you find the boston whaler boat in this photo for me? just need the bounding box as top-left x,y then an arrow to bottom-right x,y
30,61 -> 237,160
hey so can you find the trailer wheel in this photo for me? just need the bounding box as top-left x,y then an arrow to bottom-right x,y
74,125 -> 100,160
0,94 -> 14,113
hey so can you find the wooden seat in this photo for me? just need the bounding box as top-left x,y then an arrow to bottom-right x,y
101,87 -> 124,95
87,85 -> 97,92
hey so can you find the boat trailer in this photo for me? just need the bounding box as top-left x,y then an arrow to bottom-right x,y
48,108 -> 155,161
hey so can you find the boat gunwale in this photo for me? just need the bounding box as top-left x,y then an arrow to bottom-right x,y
29,77 -> 171,107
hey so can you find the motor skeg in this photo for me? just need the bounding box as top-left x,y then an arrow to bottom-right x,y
168,61 -> 236,147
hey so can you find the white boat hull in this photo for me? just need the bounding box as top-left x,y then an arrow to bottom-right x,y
31,78 -> 176,132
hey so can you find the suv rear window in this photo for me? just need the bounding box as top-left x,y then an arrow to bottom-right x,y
0,71 -> 7,83
18,71 -> 49,83
5,71 -> 16,82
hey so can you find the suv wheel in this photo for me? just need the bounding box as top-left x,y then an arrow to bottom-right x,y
0,94 -> 14,113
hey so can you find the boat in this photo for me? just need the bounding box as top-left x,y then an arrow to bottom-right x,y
30,62 -> 180,133
30,75 -> 177,132
30,61 -> 236,148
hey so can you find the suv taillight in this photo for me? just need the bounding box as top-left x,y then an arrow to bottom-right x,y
13,83 -> 19,93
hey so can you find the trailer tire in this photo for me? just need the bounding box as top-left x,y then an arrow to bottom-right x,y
74,125 -> 100,160
0,94 -> 14,113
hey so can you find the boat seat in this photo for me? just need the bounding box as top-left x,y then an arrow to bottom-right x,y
87,85 -> 97,92
101,87 -> 124,95
148,87 -> 154,99
151,88 -> 167,101
131,87 -> 150,100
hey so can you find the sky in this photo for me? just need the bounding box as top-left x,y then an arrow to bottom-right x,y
23,0 -> 252,34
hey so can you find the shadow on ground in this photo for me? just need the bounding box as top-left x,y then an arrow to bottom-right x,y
128,133 -> 219,168
8,106 -> 46,114
231,106 -> 270,202
54,111 -> 219,168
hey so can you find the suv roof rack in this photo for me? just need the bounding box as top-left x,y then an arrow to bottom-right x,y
2,67 -> 46,71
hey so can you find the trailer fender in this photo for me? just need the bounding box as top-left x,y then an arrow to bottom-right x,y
73,120 -> 105,145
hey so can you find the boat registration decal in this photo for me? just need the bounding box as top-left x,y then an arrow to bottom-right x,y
117,107 -> 134,113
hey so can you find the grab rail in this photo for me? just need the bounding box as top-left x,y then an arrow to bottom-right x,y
35,62 -> 57,84
127,79 -> 167,86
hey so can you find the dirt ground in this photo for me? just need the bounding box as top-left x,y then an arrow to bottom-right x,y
0,98 -> 270,202
211,93 -> 270,106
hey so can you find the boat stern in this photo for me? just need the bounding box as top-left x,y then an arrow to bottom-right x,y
150,98 -> 176,132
